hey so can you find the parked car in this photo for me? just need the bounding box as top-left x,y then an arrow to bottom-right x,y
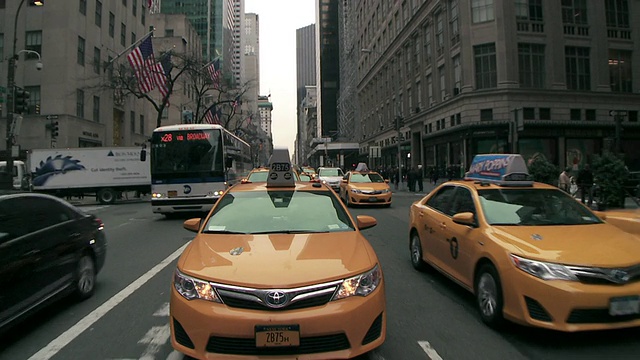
170,148 -> 385,359
0,191 -> 107,332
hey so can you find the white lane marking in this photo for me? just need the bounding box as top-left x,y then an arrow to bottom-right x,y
368,348 -> 386,360
166,351 -> 184,360
28,243 -> 189,360
153,302 -> 170,317
418,340 -> 444,360
138,325 -> 171,360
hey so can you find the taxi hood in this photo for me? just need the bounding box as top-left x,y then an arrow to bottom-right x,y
489,224 -> 640,267
179,232 -> 376,288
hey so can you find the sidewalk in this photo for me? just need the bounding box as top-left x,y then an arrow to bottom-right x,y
391,180 -> 440,197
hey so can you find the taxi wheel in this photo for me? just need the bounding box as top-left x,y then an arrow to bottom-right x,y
74,254 -> 96,300
475,264 -> 504,328
410,232 -> 428,271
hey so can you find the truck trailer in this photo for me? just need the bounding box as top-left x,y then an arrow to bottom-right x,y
29,147 -> 150,204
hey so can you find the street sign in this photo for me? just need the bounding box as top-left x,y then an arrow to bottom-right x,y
46,115 -> 59,120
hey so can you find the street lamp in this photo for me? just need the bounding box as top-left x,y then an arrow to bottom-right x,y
2,0 -> 44,189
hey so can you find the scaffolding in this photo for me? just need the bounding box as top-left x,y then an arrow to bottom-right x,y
336,0 -> 358,142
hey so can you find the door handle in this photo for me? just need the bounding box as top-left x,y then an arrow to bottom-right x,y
439,222 -> 446,229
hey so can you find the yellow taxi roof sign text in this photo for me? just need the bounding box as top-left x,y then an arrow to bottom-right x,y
464,154 -> 533,186
266,147 -> 295,187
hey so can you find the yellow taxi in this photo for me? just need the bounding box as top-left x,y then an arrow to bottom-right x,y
409,154 -> 640,332
244,167 -> 301,183
338,163 -> 392,207
595,208 -> 640,236
170,148 -> 386,359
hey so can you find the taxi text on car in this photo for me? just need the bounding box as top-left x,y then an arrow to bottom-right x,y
170,148 -> 386,359
409,153 -> 640,332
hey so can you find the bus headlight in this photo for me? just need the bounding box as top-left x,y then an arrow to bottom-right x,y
152,192 -> 165,198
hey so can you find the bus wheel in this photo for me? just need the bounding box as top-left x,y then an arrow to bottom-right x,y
97,188 -> 117,204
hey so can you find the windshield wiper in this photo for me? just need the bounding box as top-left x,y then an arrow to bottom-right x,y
202,230 -> 248,234
251,230 -> 330,234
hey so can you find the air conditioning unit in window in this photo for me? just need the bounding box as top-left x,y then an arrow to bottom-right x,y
453,87 -> 460,95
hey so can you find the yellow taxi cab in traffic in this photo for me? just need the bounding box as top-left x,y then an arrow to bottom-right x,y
244,166 -> 301,183
338,163 -> 392,207
409,154 -> 640,332
170,148 -> 386,359
594,208 -> 640,236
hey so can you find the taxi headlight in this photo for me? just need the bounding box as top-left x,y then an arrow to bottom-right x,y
380,189 -> 390,193
350,188 -> 362,194
173,269 -> 222,302
332,265 -> 382,300
510,255 -> 578,281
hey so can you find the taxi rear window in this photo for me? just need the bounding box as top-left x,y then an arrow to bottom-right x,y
205,190 -> 355,234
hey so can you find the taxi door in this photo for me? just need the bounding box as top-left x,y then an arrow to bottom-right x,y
439,186 -> 480,289
419,186 -> 457,270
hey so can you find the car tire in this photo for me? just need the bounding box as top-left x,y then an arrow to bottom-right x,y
474,264 -> 505,328
74,254 -> 96,300
409,231 -> 428,271
97,188 -> 117,204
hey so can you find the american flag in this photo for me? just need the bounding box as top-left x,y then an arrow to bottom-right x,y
154,53 -> 172,106
127,36 -> 156,94
203,104 -> 221,125
206,59 -> 221,88
147,0 -> 159,14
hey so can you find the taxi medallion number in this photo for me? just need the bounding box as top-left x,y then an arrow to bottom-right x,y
168,190 -> 178,198
255,325 -> 300,347
271,162 -> 291,172
609,295 -> 640,316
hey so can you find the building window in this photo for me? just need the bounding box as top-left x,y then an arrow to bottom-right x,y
439,66 -> 446,100
76,89 -> 85,118
472,0 -> 494,23
25,86 -> 40,115
93,96 -> 100,122
565,46 -> 590,90
523,107 -> 535,120
453,55 -> 461,94
605,0 -> 629,28
109,12 -> 115,37
562,0 -> 588,25
133,0 -> 137,16
480,109 -> 493,121
95,0 -> 102,27
450,0 -> 459,44
474,43 -> 497,89
122,0 -> 127,6
107,56 -> 113,80
79,0 -> 86,15
515,0 -> 543,21
121,23 -> 126,46
570,108 -> 581,120
141,5 -> 146,25
427,74 -> 433,105
518,43 -> 545,88
585,109 -> 596,121
165,29 -> 174,37
423,22 -> 432,66
139,115 -> 145,134
77,36 -> 85,66
540,108 -> 551,120
131,32 -> 135,45
450,115 -> 455,127
609,49 -> 632,93
435,12 -> 444,54
456,113 -> 462,125
93,47 -> 101,73
0,34 -> 4,61
628,110 -> 637,122
130,111 -> 135,133
25,31 -> 42,59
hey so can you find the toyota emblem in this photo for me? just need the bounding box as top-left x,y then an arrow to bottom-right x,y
265,291 -> 288,308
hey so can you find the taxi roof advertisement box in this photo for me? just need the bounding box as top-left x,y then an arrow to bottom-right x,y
29,147 -> 151,190
465,154 -> 532,186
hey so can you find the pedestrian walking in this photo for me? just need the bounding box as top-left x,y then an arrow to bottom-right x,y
577,164 -> 594,207
558,167 -> 571,192
416,164 -> 424,192
431,166 -> 439,185
407,167 -> 416,192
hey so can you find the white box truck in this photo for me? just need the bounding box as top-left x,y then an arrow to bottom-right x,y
29,147 -> 150,204
0,160 -> 29,190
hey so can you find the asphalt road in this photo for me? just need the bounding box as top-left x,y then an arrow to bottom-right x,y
1,189 -> 640,360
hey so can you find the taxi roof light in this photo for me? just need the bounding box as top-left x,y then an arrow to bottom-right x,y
355,163 -> 370,172
266,147 -> 296,188
464,154 -> 533,187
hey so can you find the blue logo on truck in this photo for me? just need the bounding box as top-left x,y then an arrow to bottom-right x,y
32,155 -> 86,186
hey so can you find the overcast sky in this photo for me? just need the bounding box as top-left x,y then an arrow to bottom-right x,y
245,0 -> 315,155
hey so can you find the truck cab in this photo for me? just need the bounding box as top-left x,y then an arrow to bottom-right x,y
0,160 -> 28,190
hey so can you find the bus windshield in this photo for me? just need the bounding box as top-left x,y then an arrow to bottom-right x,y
150,129 -> 224,177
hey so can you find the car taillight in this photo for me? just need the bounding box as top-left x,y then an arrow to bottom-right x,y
94,217 -> 105,230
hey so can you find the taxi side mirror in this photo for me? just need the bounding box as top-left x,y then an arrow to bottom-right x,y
452,212 -> 477,227
341,179 -> 348,183
183,218 -> 202,232
356,215 -> 377,230
384,179 -> 390,183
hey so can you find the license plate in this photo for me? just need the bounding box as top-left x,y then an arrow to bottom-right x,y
609,295 -> 640,316
255,325 -> 300,347
368,197 -> 378,202
168,190 -> 177,198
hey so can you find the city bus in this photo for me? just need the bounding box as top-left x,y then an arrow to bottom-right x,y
148,124 -> 252,216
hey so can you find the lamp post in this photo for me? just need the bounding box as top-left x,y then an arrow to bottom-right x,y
2,0 -> 44,189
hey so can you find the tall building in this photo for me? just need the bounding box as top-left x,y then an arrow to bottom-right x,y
356,0 -> 640,172
231,0 -> 244,86
0,1 -> 156,154
243,13 -> 260,120
295,24 -> 316,165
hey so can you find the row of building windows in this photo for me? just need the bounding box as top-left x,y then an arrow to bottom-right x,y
79,0 -> 146,47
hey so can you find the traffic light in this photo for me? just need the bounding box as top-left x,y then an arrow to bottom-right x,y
51,121 -> 59,138
13,87 -> 30,114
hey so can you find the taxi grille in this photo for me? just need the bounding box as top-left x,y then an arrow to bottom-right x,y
362,190 -> 384,195
524,297 -> 552,322
568,264 -> 640,285
567,309 -> 640,324
213,280 -> 343,311
206,333 -> 350,355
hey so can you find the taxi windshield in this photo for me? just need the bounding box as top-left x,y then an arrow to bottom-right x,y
351,173 -> 384,183
478,188 -> 602,226
319,168 -> 344,177
204,190 -> 355,234
247,171 -> 269,182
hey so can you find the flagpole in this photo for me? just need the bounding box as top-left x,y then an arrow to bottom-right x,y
104,29 -> 156,72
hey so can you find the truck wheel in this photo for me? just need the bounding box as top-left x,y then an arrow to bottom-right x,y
97,188 -> 117,204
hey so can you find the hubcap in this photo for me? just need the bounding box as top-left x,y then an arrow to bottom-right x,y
478,273 -> 497,317
411,237 -> 421,264
78,257 -> 95,294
